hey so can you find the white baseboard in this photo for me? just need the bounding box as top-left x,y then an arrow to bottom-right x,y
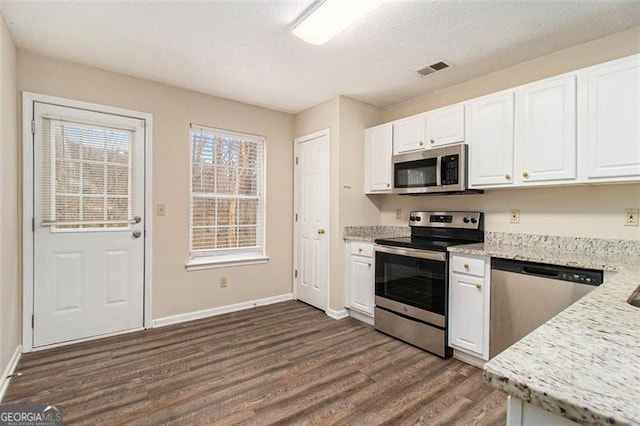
348,309 -> 374,326
326,307 -> 349,320
0,346 -> 22,403
452,349 -> 486,368
152,293 -> 294,328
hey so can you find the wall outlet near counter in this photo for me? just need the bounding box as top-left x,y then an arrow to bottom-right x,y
395,208 -> 402,220
509,209 -> 520,224
156,204 -> 166,216
625,208 -> 639,226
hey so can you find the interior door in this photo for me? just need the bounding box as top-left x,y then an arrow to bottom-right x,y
294,131 -> 329,311
32,102 -> 145,347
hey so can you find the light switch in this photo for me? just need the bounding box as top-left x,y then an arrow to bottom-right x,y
156,204 -> 166,216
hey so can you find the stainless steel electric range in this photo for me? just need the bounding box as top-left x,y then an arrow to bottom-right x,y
374,211 -> 484,358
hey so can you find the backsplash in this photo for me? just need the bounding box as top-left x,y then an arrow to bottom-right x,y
486,232 -> 640,257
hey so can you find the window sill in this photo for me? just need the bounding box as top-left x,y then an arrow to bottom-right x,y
185,256 -> 270,271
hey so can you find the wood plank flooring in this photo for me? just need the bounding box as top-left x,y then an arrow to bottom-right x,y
4,301 -> 506,425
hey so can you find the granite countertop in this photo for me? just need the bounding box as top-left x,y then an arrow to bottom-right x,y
343,225 -> 409,242
449,235 -> 640,425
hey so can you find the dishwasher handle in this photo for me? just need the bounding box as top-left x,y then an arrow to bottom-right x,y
522,266 -> 559,278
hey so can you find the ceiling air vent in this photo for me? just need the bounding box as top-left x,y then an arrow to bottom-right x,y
416,61 -> 451,77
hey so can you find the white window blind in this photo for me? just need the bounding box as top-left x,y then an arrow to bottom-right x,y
189,125 -> 265,260
40,117 -> 136,230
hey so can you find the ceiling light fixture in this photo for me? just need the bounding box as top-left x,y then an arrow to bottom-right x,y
292,0 -> 383,46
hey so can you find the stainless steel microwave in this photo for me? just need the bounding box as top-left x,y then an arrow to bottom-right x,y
392,144 -> 471,195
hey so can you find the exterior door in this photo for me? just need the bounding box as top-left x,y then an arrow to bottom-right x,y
294,130 -> 329,311
32,102 -> 145,347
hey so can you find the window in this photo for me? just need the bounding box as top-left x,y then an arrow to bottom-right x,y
188,124 -> 266,267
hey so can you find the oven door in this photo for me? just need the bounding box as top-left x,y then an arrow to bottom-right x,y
374,245 -> 448,327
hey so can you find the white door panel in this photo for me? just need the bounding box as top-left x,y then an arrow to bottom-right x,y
32,102 -> 145,348
294,131 -> 329,311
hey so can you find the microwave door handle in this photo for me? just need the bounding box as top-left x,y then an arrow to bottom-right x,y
436,155 -> 442,186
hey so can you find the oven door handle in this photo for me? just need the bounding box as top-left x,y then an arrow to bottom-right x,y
374,245 -> 446,262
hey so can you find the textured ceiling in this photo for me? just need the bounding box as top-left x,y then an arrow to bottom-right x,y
1,1 -> 640,114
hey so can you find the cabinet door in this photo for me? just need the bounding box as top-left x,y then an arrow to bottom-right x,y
350,255 -> 374,315
449,272 -> 486,357
364,124 -> 393,193
426,103 -> 465,147
468,92 -> 515,187
393,114 -> 426,154
519,75 -> 577,182
585,55 -> 640,179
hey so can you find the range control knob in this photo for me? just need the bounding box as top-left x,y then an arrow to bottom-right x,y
463,217 -> 470,224
470,218 -> 478,224
410,216 -> 416,221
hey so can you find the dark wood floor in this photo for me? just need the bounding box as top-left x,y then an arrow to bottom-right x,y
5,301 -> 506,425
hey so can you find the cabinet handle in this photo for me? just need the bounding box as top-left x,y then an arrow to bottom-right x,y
464,263 -> 469,268
505,173 -> 511,180
522,171 -> 529,178
476,283 -> 482,289
386,183 -> 390,188
358,248 -> 363,253
430,139 -> 435,144
419,141 -> 424,146
368,263 -> 372,267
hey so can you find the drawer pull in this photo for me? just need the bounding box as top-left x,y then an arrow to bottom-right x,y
358,248 -> 363,253
476,283 -> 482,289
419,141 -> 424,146
368,263 -> 372,267
522,171 -> 529,178
505,173 -> 511,180
464,263 -> 469,268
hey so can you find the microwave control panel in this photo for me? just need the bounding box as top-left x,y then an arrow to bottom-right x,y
441,154 -> 459,185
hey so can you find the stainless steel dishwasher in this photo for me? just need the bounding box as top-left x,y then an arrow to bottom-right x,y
490,258 -> 603,358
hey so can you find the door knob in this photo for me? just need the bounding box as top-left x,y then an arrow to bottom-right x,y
317,229 -> 325,235
132,230 -> 142,238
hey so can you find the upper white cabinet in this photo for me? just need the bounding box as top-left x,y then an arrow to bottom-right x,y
364,124 -> 393,193
519,75 -> 577,183
393,113 -> 427,154
426,103 -> 465,147
583,55 -> 640,180
468,91 -> 515,187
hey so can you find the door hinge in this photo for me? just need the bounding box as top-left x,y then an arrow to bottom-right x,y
32,217 -> 35,232
295,157 -> 298,165
31,314 -> 34,329
294,270 -> 298,278
31,120 -> 35,135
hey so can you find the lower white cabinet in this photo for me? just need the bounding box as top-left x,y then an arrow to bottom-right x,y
448,253 -> 490,360
345,242 -> 375,320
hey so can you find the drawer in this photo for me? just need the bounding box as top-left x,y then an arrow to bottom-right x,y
451,255 -> 486,277
351,242 -> 374,257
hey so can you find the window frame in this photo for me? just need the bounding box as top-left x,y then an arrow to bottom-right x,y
186,124 -> 268,270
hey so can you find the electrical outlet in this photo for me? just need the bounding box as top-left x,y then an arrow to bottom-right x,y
509,209 -> 520,224
156,204 -> 166,216
219,276 -> 228,288
395,208 -> 402,220
625,208 -> 639,226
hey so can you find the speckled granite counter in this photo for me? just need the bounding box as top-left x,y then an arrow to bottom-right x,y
448,234 -> 640,426
343,225 -> 409,242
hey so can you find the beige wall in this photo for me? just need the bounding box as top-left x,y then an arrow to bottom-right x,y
18,52 -> 295,319
0,14 -> 20,379
293,96 -> 382,311
376,26 -> 640,241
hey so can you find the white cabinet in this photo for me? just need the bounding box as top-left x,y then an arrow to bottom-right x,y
468,91 -> 515,187
426,103 -> 465,147
584,55 -> 640,181
346,242 -> 374,320
449,253 -> 490,360
519,75 -> 577,183
393,114 -> 426,154
364,124 -> 393,193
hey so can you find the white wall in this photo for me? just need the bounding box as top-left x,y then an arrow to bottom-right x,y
0,13 -> 20,380
377,26 -> 640,241
18,52 -> 295,319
